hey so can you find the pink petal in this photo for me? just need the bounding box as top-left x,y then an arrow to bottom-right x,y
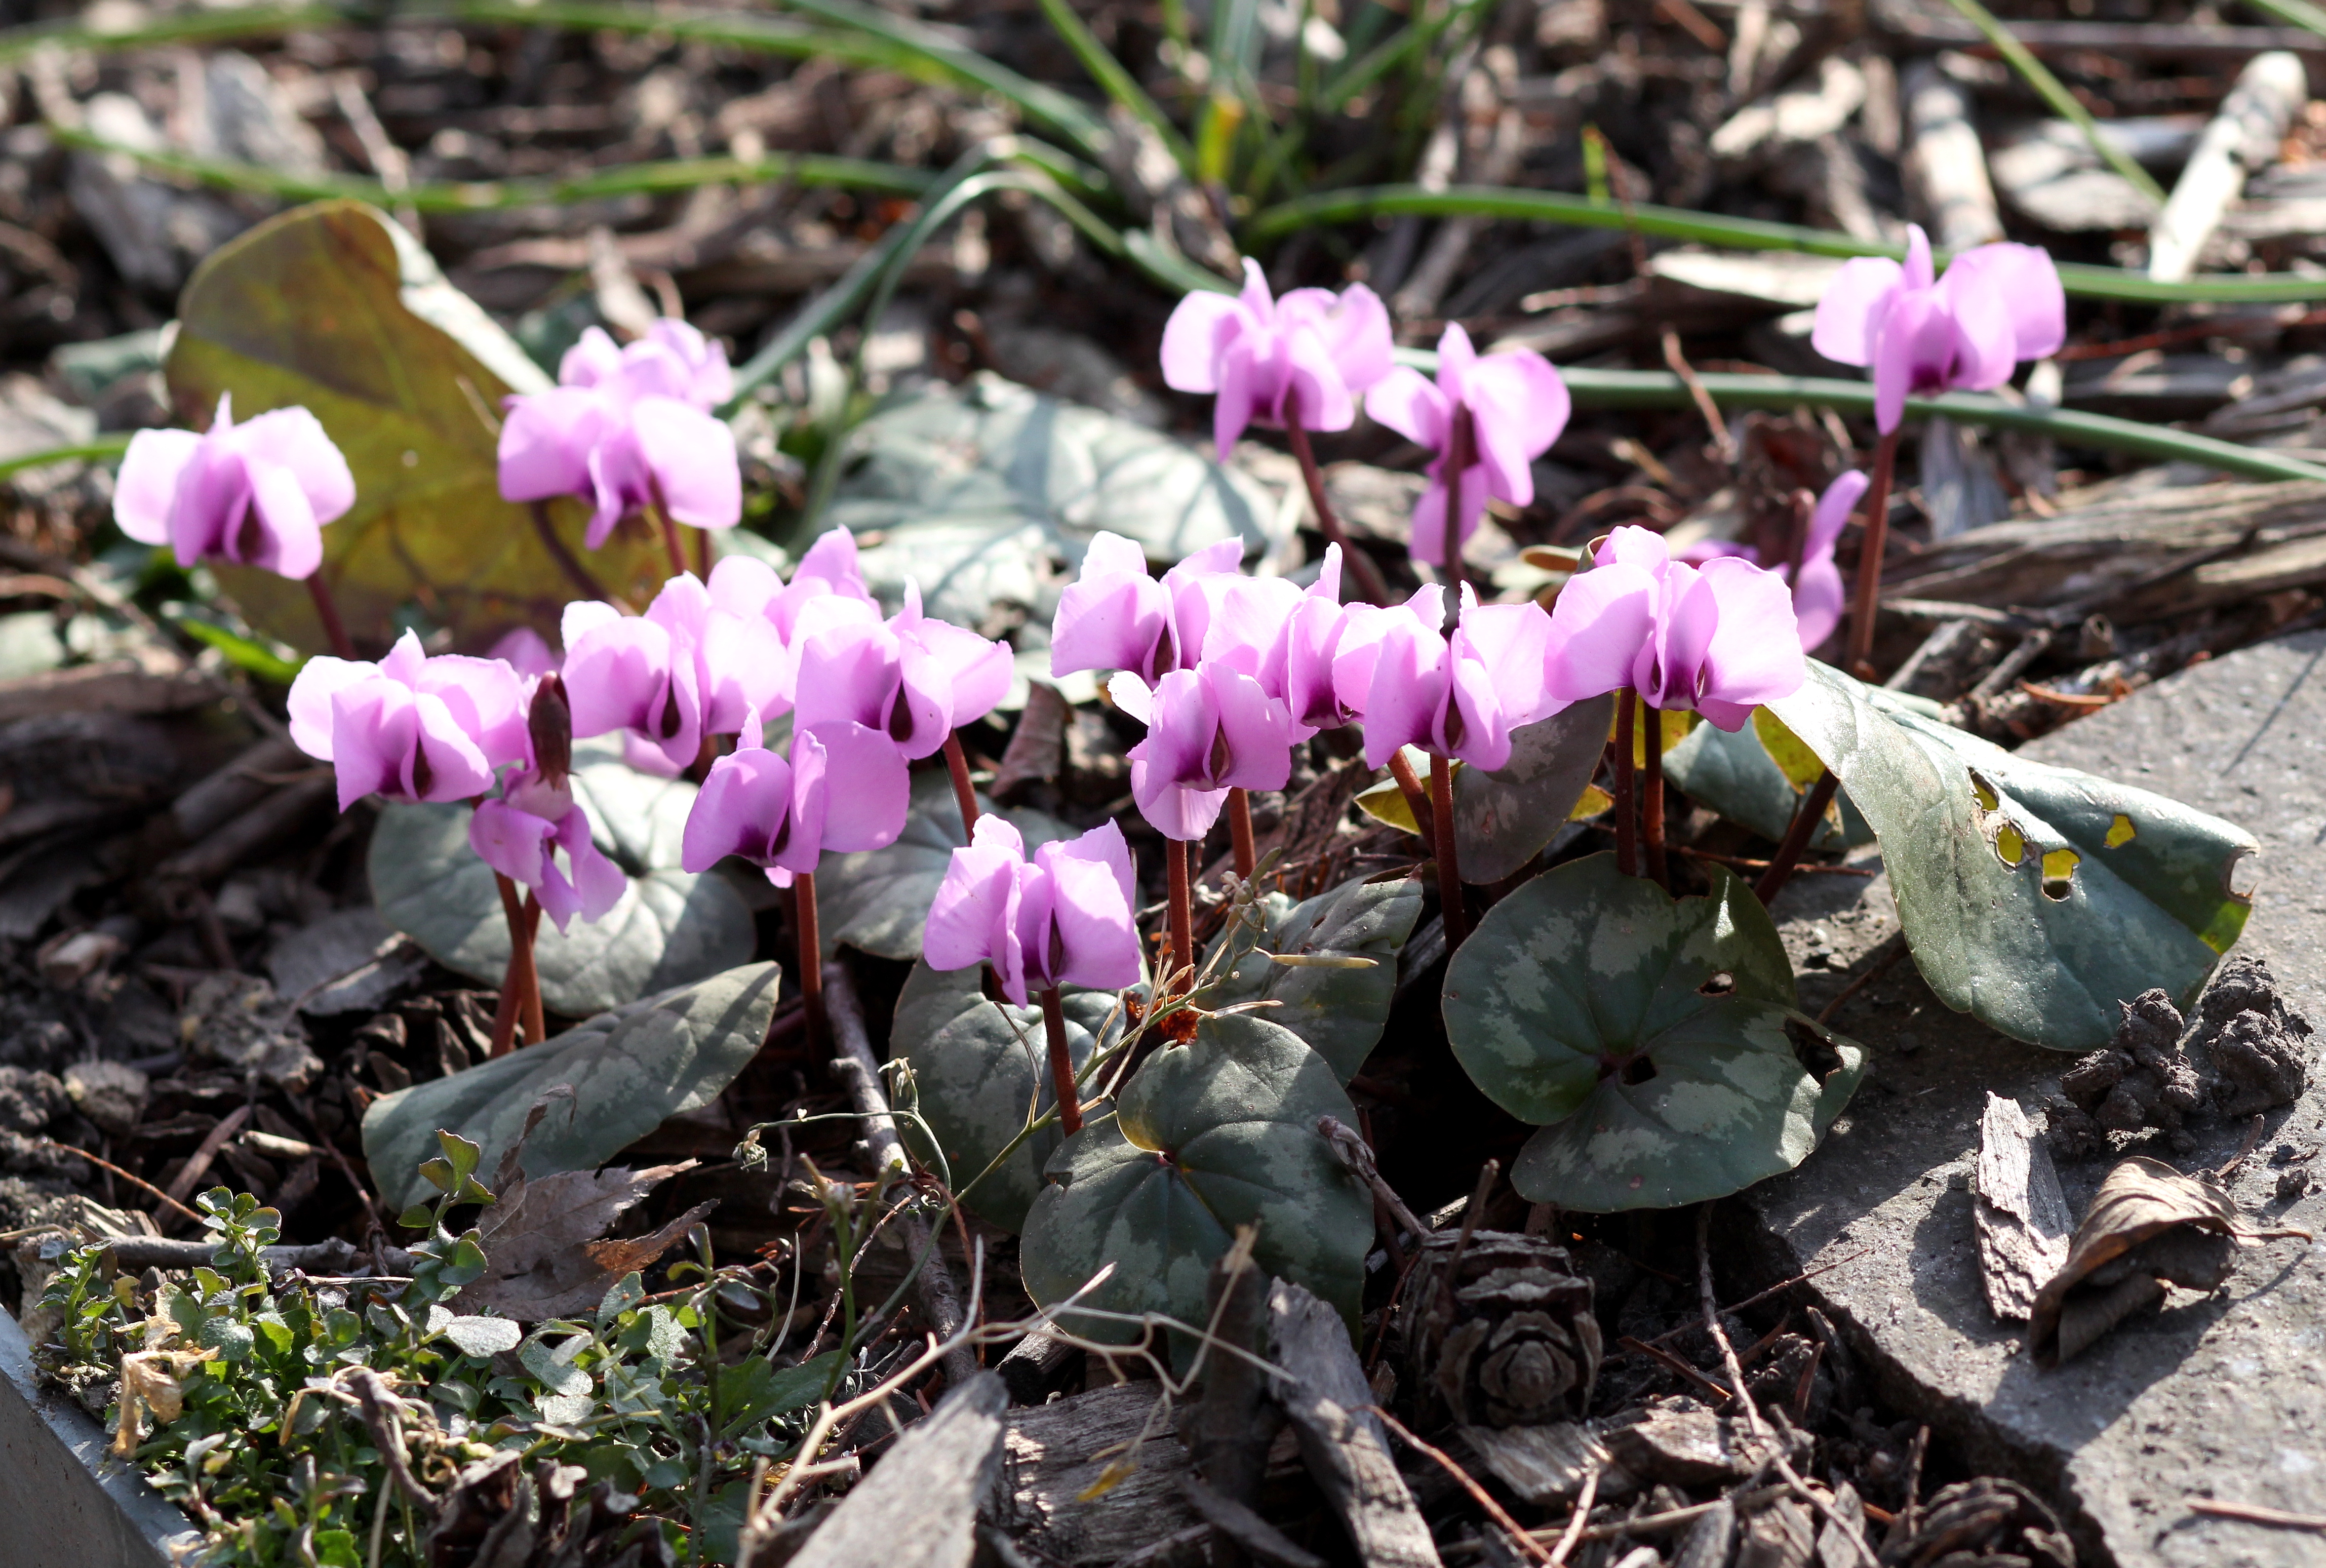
563,617 -> 673,739
1159,289 -> 1248,395
497,386 -> 605,502
406,690 -> 497,802
234,407 -> 354,525
469,800 -> 554,888
328,679 -> 418,809
683,746 -> 793,871
1543,560 -> 1659,701
1806,470 -> 1868,559
1129,765 -> 1227,841
800,720 -> 911,852
1360,613 -> 1449,767
1281,325 -> 1355,433
1810,257 -> 1905,368
924,816 -> 1026,979
287,656 -> 374,762
1944,243 -> 2065,363
1466,351 -> 1569,505
1869,290 -> 1959,433
1696,556 -> 1806,717
1937,272 -> 2019,393
243,460 -> 323,580
112,428 -> 201,546
1206,666 -> 1293,791
1363,366 -> 1448,450
1212,334 -> 1261,459
1040,828 -> 1142,993
634,397 -> 741,530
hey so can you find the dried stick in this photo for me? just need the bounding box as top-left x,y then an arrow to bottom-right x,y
347,1368 -> 433,1506
1545,1463 -> 1603,1567
823,960 -> 978,1390
166,1104 -> 254,1204
40,1142 -> 202,1225
2186,1499 -> 2326,1532
1316,1116 -> 1426,1238
1372,1406 -> 1556,1565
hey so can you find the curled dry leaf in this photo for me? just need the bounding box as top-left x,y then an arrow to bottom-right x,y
2029,1154 -> 2309,1365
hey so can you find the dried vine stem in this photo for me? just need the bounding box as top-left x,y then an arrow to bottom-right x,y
823,960 -> 977,1390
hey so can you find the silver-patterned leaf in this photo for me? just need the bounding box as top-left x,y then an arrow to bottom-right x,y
1200,872 -> 1423,1082
1453,696 -> 1617,882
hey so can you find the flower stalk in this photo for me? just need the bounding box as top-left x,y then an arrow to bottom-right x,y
795,872 -> 825,1049
1228,787 -> 1256,880
1166,837 -> 1195,989
1643,716 -> 1669,891
942,730 -> 980,835
1431,753 -> 1466,945
1613,690 -> 1638,878
1845,427 -> 1904,679
489,873 -> 544,1054
1282,388 -> 1390,605
1385,750 -> 1437,864
1038,986 -> 1083,1136
305,572 -> 356,661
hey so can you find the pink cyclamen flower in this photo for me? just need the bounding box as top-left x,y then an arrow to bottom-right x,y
1113,662 -> 1295,841
469,771 -> 626,933
1160,259 -> 1395,458
791,580 -> 1013,759
1544,526 -> 1806,731
1359,586 -> 1558,771
114,394 -> 354,581
680,713 -> 911,885
288,630 -> 531,810
1674,469 -> 1868,653
923,817 -> 1141,1007
561,572 -> 784,775
559,320 -> 733,410
1365,323 -> 1570,567
498,325 -> 741,548
1812,226 -> 2065,433
1049,532 -> 1249,685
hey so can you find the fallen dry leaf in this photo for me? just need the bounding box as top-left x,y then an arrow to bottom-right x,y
450,1158 -> 710,1321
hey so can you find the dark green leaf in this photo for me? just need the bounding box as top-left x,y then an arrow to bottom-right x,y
361,963 -> 781,1213
824,375 -> 1272,629
370,742 -> 757,1016
890,959 -> 1124,1231
813,770 -> 1075,962
717,1349 -> 843,1438
1443,852 -> 1863,1211
1766,660 -> 2259,1050
1020,1013 -> 1372,1352
1453,696 -> 1617,882
1200,872 -> 1423,1082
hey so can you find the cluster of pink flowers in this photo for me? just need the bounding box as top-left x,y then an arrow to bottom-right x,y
287,526 -> 1011,926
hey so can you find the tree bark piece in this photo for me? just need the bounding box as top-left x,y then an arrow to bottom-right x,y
1903,61 -> 2003,251
2148,52 -> 2307,284
993,1382 -> 1201,1565
1180,1231 -> 1281,1567
1266,1279 -> 1442,1568
1973,1092 -> 2074,1322
996,1325 -> 1084,1406
824,960 -> 976,1390
790,1372 -> 1008,1568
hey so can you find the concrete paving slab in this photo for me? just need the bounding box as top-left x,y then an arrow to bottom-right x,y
1736,632 -> 2326,1568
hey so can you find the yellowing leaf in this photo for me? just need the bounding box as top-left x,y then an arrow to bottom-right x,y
1995,822 -> 2028,867
1569,783 -> 1614,820
1077,1460 -> 1135,1502
1354,747 -> 1440,836
165,201 -> 669,656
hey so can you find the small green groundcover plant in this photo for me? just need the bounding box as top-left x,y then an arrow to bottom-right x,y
36,1136 -> 860,1568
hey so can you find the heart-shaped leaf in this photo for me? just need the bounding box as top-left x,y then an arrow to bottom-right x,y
1201,872 -> 1424,1082
1766,660 -> 2258,1051
823,373 -> 1272,628
811,769 -> 1076,961
1019,1013 -> 1372,1352
889,959 -> 1133,1232
1454,696 -> 1617,882
166,200 -> 666,654
370,743 -> 757,1016
362,962 -> 780,1213
1443,852 -> 1863,1212
1662,711 -> 1872,850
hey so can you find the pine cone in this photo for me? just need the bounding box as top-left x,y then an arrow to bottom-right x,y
1405,1231 -> 1600,1429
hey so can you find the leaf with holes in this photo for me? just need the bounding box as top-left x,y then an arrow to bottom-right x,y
1443,852 -> 1863,1212
166,201 -> 666,655
1766,661 -> 2258,1051
370,742 -> 756,1016
1200,872 -> 1423,1082
1019,1013 -> 1372,1352
1663,710 -> 1872,850
361,963 -> 780,1213
890,958 -> 1136,1232
811,769 -> 1076,961
823,373 -> 1271,628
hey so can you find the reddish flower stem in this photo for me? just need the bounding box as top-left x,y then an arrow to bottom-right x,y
1038,986 -> 1083,1135
1643,714 -> 1669,890
942,730 -> 980,837
654,503 -> 688,579
1613,690 -> 1639,878
795,872 -> 825,1051
1166,837 -> 1194,991
305,572 -> 356,661
530,500 -> 612,604
1228,787 -> 1256,880
1431,753 -> 1467,947
1385,750 -> 1438,863
1844,426 -> 1904,680
489,873 -> 543,1055
693,524 -> 712,580
1754,772 -> 1842,905
1282,388 -> 1391,606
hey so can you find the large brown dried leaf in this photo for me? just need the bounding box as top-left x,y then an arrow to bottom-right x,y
2028,1154 -> 2282,1365
452,1156 -> 709,1321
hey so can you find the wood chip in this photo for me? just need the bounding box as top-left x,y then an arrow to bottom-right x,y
1268,1280 -> 1441,1567
1973,1093 -> 2073,1323
790,1373 -> 1007,1568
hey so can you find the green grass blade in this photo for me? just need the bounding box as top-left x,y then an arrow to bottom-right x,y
1941,0 -> 2168,209
1032,0 -> 1198,175
1246,183 -> 2326,303
0,5 -> 333,63
46,126 -> 932,211
0,434 -> 131,481
2239,0 -> 2326,36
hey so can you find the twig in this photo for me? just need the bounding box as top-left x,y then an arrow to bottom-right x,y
1545,1464 -> 1602,1568
166,1103 -> 253,1204
1663,327 -> 1736,464
1370,1406 -> 1556,1566
347,1368 -> 433,1506
824,960 -> 977,1390
38,1141 -> 202,1225
1439,1158 -> 1499,1315
1316,1116 -> 1426,1238
1673,846 -> 1874,878
1617,1335 -> 1738,1406
2187,1498 -> 2326,1532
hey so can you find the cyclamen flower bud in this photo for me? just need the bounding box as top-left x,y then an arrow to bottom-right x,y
527,672 -> 572,792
